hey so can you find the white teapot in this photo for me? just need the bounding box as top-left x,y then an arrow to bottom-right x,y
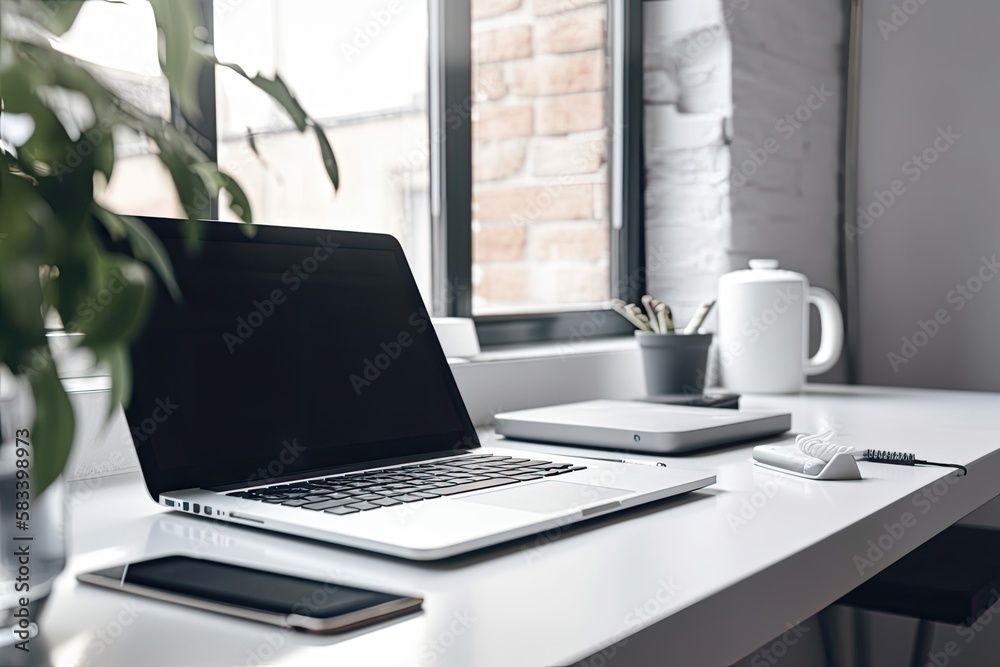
717,259 -> 843,393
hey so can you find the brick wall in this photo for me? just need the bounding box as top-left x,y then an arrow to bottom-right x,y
643,1 -> 733,330
471,0 -> 610,312
643,0 -> 845,381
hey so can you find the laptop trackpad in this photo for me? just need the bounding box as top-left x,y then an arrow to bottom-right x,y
456,481 -> 630,514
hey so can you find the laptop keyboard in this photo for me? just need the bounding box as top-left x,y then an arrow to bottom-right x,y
225,454 -> 586,515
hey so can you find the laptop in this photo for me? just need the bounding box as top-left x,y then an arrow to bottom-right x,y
495,400 -> 791,453
122,218 -> 716,560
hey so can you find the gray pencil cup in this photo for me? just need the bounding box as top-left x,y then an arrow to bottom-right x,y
635,332 -> 713,396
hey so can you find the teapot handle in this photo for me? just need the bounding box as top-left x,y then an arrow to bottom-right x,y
805,287 -> 844,376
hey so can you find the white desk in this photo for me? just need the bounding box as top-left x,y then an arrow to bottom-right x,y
31,385 -> 1000,666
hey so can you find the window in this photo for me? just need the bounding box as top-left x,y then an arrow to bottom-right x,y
469,0 -> 611,315
56,0 -> 646,346
214,0 -> 434,301
55,0 -> 181,219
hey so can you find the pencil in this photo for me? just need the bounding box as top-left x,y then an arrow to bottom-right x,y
683,299 -> 716,335
641,295 -> 660,333
656,303 -> 674,334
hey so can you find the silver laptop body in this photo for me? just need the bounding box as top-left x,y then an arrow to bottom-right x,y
124,219 -> 716,560
495,400 -> 791,454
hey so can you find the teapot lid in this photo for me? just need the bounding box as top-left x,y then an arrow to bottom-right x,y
721,259 -> 806,284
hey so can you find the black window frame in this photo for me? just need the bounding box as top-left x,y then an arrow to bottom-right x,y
192,0 -> 646,347
431,0 -> 646,347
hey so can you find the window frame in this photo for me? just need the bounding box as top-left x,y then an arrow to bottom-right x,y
195,0 -> 646,347
431,0 -> 646,346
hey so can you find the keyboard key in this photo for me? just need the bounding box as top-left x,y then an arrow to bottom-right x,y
392,494 -> 427,503
302,499 -> 352,511
304,495 -> 330,502
371,498 -> 401,506
513,474 -> 543,481
347,501 -> 381,511
433,478 -> 519,495
385,487 -> 423,495
282,499 -> 312,507
352,493 -> 383,501
412,491 -> 441,498
325,506 -> 359,515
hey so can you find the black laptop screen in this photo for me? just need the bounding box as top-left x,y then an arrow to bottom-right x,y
124,219 -> 475,497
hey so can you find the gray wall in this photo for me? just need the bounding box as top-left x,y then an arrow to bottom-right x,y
856,0 -> 1000,391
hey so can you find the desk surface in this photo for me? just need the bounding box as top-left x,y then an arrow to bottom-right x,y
31,385 -> 1000,667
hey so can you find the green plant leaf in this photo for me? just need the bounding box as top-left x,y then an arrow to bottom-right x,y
148,0 -> 206,122
310,122 -> 340,192
190,164 -> 254,225
72,256 -> 153,347
216,171 -> 253,224
92,206 -> 182,302
201,54 -> 309,131
8,41 -> 118,181
153,137 -> 210,223
95,343 -> 131,418
28,355 -> 75,497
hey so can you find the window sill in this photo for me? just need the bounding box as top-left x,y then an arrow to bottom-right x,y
452,336 -> 636,365
448,336 -> 643,426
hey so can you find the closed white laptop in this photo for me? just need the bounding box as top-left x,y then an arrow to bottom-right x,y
495,401 -> 791,453
122,219 -> 716,560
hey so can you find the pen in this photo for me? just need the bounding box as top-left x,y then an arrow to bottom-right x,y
572,454 -> 668,468
683,299 -> 716,335
655,303 -> 674,334
641,295 -> 660,334
611,299 -> 652,331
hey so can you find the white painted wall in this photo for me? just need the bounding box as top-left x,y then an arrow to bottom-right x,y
643,0 -> 847,383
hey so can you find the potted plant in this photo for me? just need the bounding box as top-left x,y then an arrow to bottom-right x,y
0,0 -> 338,633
